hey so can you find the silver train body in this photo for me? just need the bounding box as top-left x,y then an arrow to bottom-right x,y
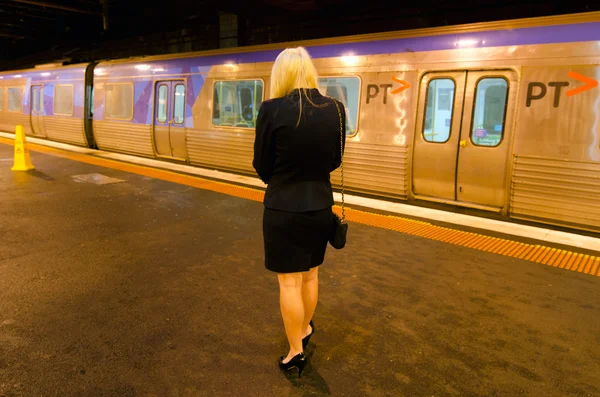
1,12 -> 599,233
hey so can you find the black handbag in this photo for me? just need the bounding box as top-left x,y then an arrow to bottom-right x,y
329,100 -> 348,250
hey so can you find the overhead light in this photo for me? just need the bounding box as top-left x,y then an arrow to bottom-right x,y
41,72 -> 50,77
341,53 -> 359,66
456,39 -> 479,48
223,62 -> 238,71
135,64 -> 151,71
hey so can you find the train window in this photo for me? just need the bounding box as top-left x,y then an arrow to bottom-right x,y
470,78 -> 508,147
54,85 -> 74,116
157,84 -> 168,123
105,83 -> 134,120
32,88 -> 40,112
8,87 -> 21,112
30,86 -> 44,113
173,84 -> 185,124
423,79 -> 455,143
89,87 -> 94,117
212,80 -> 263,128
0,88 -> 4,110
318,77 -> 360,135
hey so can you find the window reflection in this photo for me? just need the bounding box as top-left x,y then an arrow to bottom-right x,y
318,77 -> 360,135
471,78 -> 508,147
173,84 -> 185,124
212,80 -> 263,128
157,85 -> 168,123
423,78 -> 455,143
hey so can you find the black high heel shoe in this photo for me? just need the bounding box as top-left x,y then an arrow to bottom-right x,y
302,320 -> 314,348
279,352 -> 307,377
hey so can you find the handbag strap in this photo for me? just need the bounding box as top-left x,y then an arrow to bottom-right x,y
332,99 -> 345,221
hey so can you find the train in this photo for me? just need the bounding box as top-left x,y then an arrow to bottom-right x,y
0,11 -> 599,233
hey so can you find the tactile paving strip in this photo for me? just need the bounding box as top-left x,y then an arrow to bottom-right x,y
337,206 -> 599,276
2,137 -> 598,278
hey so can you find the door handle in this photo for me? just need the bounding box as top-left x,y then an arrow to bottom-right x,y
460,140 -> 467,148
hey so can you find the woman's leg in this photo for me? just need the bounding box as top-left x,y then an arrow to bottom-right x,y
301,266 -> 319,337
277,272 -> 304,363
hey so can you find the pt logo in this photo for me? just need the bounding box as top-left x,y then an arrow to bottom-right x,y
366,77 -> 410,104
526,72 -> 598,107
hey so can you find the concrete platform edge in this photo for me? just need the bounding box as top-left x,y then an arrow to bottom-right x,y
1,131 -> 598,253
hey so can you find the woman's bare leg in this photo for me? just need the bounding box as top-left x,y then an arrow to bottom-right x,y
301,266 -> 319,337
277,272 -> 304,363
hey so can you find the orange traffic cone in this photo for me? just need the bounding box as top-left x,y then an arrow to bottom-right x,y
11,125 -> 34,171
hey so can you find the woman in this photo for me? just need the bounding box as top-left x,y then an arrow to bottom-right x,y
253,46 -> 346,377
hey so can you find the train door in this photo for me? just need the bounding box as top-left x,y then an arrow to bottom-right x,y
153,80 -> 187,159
412,70 -> 517,211
30,85 -> 46,137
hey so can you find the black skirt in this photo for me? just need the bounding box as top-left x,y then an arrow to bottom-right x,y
262,206 -> 333,273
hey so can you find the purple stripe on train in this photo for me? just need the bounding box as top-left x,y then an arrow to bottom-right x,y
133,81 -> 153,124
98,66 -> 211,128
307,21 -> 600,59
0,69 -> 86,81
1,67 -> 86,118
97,20 -> 600,79
96,20 -> 600,127
20,80 -> 85,118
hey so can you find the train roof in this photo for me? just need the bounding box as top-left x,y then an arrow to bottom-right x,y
1,10 -> 598,76
95,10 -> 600,66
0,62 -> 88,77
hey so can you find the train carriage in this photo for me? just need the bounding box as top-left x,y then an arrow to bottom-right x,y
0,63 -> 93,147
0,11 -> 599,232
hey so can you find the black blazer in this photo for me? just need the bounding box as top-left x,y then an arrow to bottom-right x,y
253,88 -> 346,212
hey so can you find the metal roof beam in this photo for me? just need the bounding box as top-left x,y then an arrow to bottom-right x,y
0,8 -> 55,20
6,0 -> 101,16
0,32 -> 25,38
0,20 -> 40,28
0,22 -> 51,35
0,1 -> 79,16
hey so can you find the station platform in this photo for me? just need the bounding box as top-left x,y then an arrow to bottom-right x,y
0,138 -> 599,397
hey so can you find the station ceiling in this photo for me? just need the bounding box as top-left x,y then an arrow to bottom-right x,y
0,0 -> 598,70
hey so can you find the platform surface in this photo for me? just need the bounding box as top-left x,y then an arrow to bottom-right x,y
0,143 -> 599,397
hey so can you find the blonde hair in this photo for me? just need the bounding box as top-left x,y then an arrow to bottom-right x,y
270,46 -> 319,98
270,47 -> 323,126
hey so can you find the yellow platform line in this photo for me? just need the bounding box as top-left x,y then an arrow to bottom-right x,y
2,137 -> 599,279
